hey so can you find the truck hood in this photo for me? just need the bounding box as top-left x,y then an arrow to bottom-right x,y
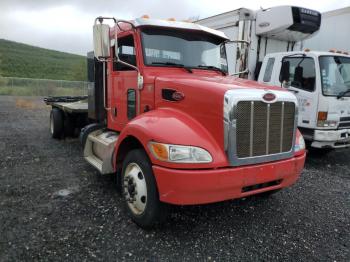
154,73 -> 284,94
152,73 -> 289,154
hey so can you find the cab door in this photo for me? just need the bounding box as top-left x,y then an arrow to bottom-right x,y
107,34 -> 138,131
278,56 -> 318,129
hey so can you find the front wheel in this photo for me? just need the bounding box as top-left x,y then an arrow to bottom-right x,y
122,149 -> 168,228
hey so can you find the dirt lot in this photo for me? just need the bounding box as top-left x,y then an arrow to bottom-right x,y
0,96 -> 349,261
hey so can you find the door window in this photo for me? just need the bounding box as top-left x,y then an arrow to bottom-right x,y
280,57 -> 316,92
114,35 -> 137,71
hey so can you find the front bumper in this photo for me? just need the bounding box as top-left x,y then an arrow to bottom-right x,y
312,129 -> 350,148
153,153 -> 306,205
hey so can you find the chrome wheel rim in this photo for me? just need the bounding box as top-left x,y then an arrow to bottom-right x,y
123,163 -> 147,215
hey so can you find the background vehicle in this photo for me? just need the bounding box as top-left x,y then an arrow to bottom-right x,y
47,16 -> 306,227
198,6 -> 350,149
304,6 -> 350,52
259,51 -> 350,149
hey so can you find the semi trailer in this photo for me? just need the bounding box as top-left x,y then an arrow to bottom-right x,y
197,6 -> 350,149
46,15 -> 306,227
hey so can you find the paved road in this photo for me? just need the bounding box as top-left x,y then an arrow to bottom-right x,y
0,96 -> 349,261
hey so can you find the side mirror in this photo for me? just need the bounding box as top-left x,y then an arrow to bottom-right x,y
280,60 -> 290,84
93,23 -> 111,59
224,40 -> 250,76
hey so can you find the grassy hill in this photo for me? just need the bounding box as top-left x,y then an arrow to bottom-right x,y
0,39 -> 87,81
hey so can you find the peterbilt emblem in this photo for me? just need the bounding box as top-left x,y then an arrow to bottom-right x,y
259,22 -> 270,28
172,91 -> 185,101
262,92 -> 276,102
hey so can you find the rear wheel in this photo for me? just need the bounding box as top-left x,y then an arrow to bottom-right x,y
50,108 -> 64,139
122,149 -> 168,228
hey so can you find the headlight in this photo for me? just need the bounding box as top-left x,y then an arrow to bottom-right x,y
148,142 -> 212,163
294,134 -> 306,152
317,111 -> 337,127
317,120 -> 338,127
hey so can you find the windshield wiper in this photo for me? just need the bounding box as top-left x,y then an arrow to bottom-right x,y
337,88 -> 350,99
151,62 -> 192,73
196,65 -> 226,75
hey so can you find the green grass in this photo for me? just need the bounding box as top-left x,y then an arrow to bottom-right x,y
0,77 -> 87,96
0,39 -> 87,81
0,86 -> 86,96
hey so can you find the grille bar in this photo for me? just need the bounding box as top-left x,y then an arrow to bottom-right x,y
250,102 -> 254,157
280,102 -> 284,153
266,104 -> 270,155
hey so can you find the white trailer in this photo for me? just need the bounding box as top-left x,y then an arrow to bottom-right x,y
196,6 -> 321,79
304,6 -> 350,52
198,6 -> 350,149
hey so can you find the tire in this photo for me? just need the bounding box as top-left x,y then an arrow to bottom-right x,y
121,149 -> 168,228
50,108 -> 64,139
79,123 -> 104,148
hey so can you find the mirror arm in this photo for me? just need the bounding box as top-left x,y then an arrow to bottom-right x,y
224,39 -> 250,46
230,68 -> 249,76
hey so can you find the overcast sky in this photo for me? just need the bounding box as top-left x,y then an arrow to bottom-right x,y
1,0 -> 349,55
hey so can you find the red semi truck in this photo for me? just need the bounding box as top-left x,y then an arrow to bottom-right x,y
46,16 -> 306,227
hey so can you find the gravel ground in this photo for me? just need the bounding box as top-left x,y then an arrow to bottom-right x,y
0,96 -> 349,261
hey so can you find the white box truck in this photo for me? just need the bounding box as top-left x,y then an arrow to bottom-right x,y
197,6 -> 350,149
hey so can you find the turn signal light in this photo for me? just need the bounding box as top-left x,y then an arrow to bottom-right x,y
317,111 -> 328,121
149,142 -> 168,161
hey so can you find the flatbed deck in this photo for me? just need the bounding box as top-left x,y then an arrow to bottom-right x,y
44,96 -> 88,114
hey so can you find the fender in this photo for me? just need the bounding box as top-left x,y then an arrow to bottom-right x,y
114,107 -> 229,170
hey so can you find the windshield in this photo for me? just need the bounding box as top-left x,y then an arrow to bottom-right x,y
319,56 -> 350,96
141,27 -> 228,72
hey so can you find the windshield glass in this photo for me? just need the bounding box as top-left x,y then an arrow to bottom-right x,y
319,56 -> 350,96
141,27 -> 228,72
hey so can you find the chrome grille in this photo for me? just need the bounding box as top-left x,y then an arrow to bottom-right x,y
236,101 -> 295,158
339,116 -> 350,129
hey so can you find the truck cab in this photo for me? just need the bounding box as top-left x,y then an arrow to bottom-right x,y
258,51 -> 350,148
49,16 -> 306,227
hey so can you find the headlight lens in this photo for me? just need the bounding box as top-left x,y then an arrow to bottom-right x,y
317,120 -> 338,127
294,134 -> 306,152
149,142 -> 212,163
